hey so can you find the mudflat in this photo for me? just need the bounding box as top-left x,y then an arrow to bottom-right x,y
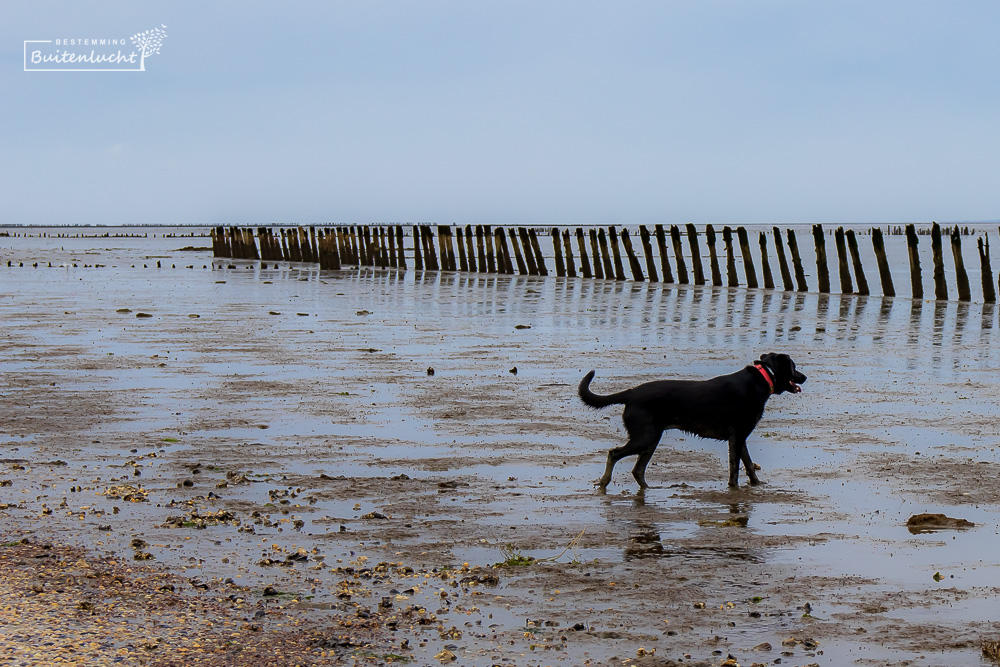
3,232 -> 1000,666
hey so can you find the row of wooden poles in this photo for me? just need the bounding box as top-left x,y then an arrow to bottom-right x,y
212,222 -> 996,302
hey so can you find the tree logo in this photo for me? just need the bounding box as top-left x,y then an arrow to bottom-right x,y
130,25 -> 168,71
24,24 -> 168,72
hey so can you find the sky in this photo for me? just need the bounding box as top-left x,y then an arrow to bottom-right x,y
1,2 -> 998,226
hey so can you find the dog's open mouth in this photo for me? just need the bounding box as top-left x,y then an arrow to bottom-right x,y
789,382 -> 802,393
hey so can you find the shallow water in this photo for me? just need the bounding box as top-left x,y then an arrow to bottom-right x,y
3,229 -> 1000,665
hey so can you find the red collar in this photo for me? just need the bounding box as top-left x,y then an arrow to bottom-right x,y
753,363 -> 775,394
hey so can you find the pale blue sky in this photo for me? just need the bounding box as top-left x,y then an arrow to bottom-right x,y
2,2 -> 998,226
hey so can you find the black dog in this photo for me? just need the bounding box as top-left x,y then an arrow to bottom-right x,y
578,353 -> 806,490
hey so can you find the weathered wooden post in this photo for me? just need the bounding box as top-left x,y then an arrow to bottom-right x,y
812,224 -> 830,293
607,226 -> 626,280
528,228 -> 548,276
685,223 -> 706,285
309,227 -> 319,263
980,235 -> 996,303
846,229 -> 869,296
654,224 -> 674,283
758,232 -> 774,289
562,230 -> 576,278
588,229 -> 604,279
736,226 -> 758,289
330,228 -> 342,269
706,225 -> 723,286
931,222 -> 948,300
280,229 -> 290,262
475,225 -> 487,272
620,229 -> 645,281
288,228 -> 302,262
456,226 -> 468,271
518,228 -> 539,275
871,227 -> 894,297
484,225 -> 496,273
722,226 -> 739,287
552,228 -> 566,277
363,227 -> 375,266
905,224 -> 922,299
638,225 -> 658,282
426,226 -> 441,270
443,225 -> 457,271
462,225 -> 475,271
834,227 -> 853,294
412,225 -> 424,270
786,229 -> 808,292
395,226 -> 407,269
951,227 -> 971,301
508,228 -> 528,275
597,229 -> 614,279
669,226 -> 689,284
576,228 -> 593,279
497,228 -> 514,274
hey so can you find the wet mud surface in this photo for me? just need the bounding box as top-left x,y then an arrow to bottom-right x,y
4,230 -> 1000,665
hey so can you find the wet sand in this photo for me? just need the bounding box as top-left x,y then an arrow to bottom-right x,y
3,232 -> 1000,666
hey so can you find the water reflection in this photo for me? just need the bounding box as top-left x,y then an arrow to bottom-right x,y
216,262 -> 1000,376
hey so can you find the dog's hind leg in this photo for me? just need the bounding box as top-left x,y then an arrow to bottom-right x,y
598,420 -> 661,490
630,444 -> 660,489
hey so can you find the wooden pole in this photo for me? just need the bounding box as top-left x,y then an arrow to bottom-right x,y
508,228 -> 528,275
280,229 -> 290,262
931,222 -> 947,300
552,228 -> 566,277
723,226 -> 739,287
497,228 -> 514,274
475,225 -> 488,272
654,224 -> 674,283
786,229 -> 808,292
905,224 -> 922,299
638,225 -> 658,282
441,225 -> 456,271
771,227 -> 795,292
463,225 -> 476,271
669,225 -> 689,284
456,226 -> 468,271
706,225 -> 722,286
871,228 -> 894,297
597,229 -> 614,279
607,226 -> 626,280
562,230 -> 577,278
412,225 -> 423,270
685,223 -> 706,285
951,227 -> 971,301
846,229 -> 869,296
589,229 -> 604,279
620,229 -> 645,281
737,226 -> 758,289
519,228 -> 539,275
980,235 -> 996,303
484,225 -> 496,273
576,228 -> 593,279
758,232 -> 774,289
528,228 -> 548,276
834,227 -> 853,294
812,224 -> 830,293
395,226 -> 406,269
328,228 -> 341,270
309,227 -> 319,263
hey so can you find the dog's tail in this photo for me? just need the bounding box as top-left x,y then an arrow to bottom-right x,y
578,370 -> 629,408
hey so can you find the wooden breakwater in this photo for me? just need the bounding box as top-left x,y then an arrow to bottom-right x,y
212,222 -> 998,303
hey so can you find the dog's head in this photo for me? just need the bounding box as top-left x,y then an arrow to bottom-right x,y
758,353 -> 806,394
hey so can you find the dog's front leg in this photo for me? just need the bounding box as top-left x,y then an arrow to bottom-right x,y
739,442 -> 761,485
727,436 -> 743,487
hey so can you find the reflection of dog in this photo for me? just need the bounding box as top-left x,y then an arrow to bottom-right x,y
578,353 -> 806,490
